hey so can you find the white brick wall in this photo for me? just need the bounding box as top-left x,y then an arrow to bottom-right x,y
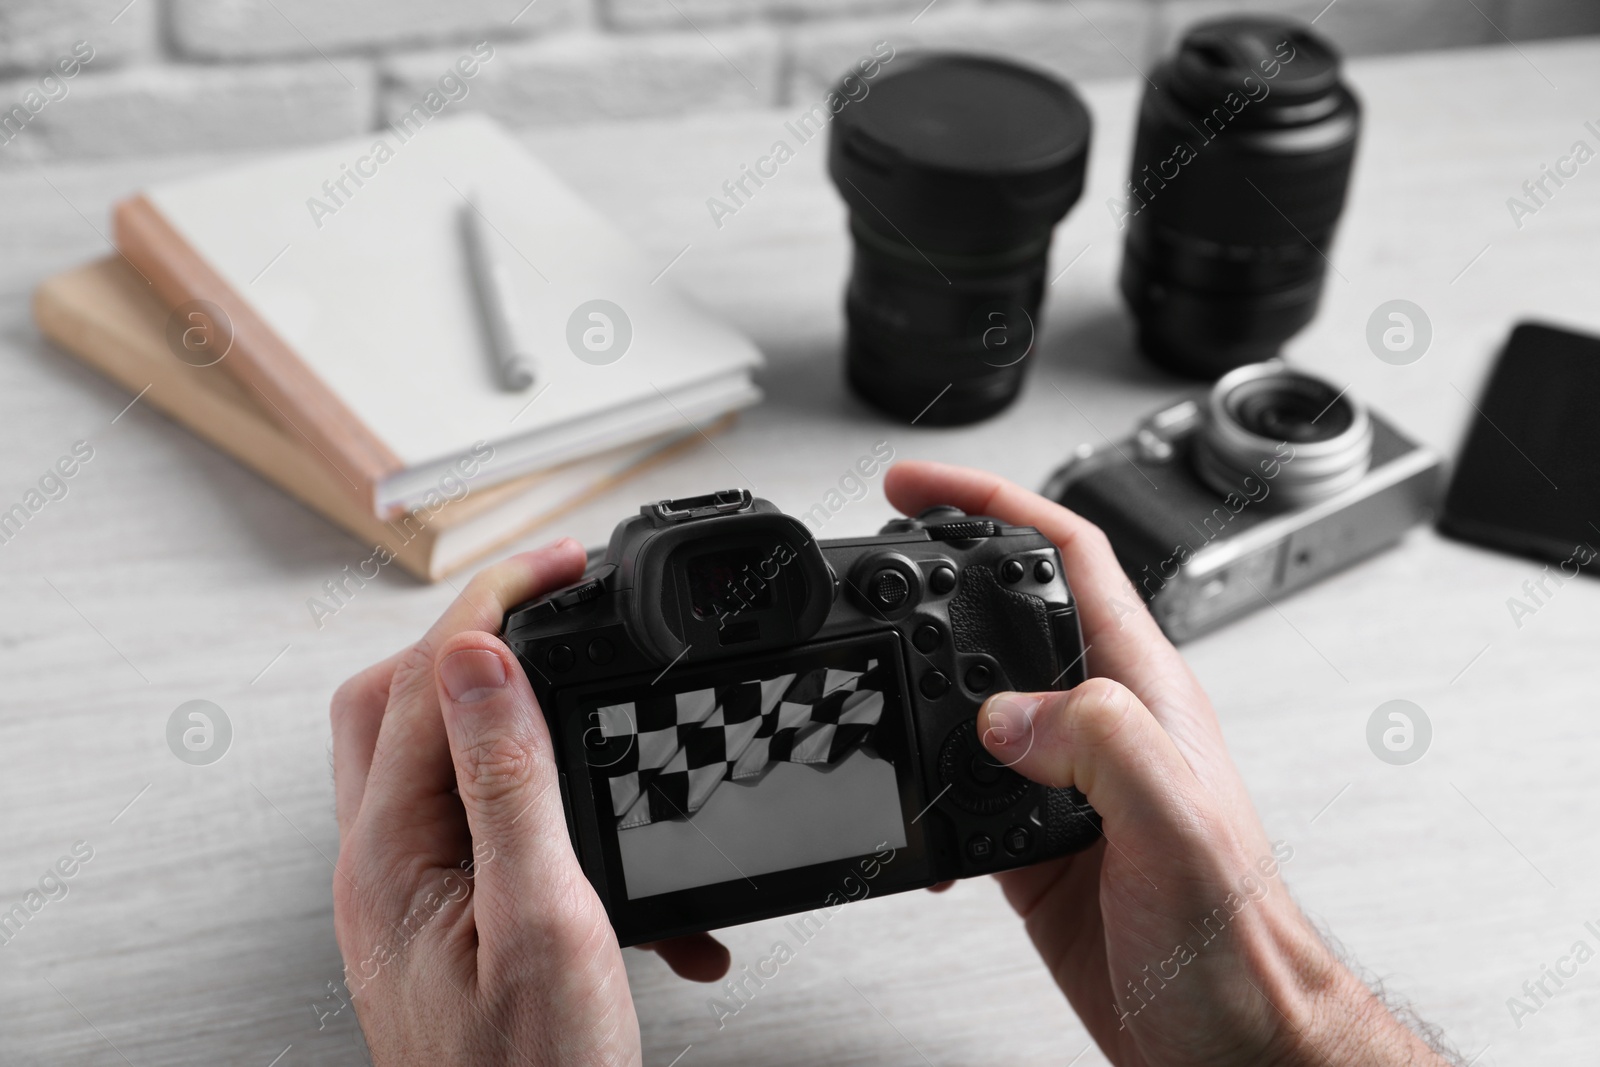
383,30 -> 780,124
167,0 -> 569,60
0,0 -> 1593,164
0,0 -> 158,72
1155,0 -> 1497,57
601,0 -> 921,33
789,0 -> 1155,100
0,60 -> 376,161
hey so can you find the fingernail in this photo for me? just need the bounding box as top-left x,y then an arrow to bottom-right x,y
980,692 -> 1041,748
440,649 -> 508,704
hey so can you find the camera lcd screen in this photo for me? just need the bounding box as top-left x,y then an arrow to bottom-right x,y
574,636 -> 914,901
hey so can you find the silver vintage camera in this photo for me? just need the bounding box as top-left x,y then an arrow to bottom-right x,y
1043,363 -> 1444,642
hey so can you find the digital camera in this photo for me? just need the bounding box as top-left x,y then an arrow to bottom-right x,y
1044,362 -> 1443,643
502,490 -> 1100,945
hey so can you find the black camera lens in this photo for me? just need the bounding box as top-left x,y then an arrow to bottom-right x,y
1227,372 -> 1352,443
828,53 -> 1091,424
1117,18 -> 1361,379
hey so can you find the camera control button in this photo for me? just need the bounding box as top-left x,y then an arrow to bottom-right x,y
912,623 -> 942,653
964,663 -> 993,693
939,720 -> 1030,815
1033,560 -> 1055,583
870,568 -> 910,610
969,753 -> 1003,786
919,670 -> 950,699
928,564 -> 957,595
1003,825 -> 1032,856
551,566 -> 615,610
554,584 -> 599,610
587,638 -> 615,666
547,644 -> 576,672
1000,559 -> 1026,583
966,834 -> 995,863
1134,426 -> 1174,463
928,519 -> 998,541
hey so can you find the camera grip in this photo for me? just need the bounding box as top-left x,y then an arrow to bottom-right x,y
1044,782 -> 1102,853
947,563 -> 1057,692
949,562 -> 1085,693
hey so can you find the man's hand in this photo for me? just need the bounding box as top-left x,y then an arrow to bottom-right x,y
329,538 -> 728,1066
885,460 -> 1450,1067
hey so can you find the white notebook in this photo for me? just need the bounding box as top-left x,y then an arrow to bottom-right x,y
126,113 -> 762,516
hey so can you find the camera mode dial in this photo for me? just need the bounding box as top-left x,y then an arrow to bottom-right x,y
877,505 -> 967,536
877,506 -> 999,543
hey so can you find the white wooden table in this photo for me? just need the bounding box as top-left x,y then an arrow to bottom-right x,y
3,37 -> 1599,1067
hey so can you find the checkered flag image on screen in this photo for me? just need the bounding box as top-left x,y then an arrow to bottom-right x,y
589,660 -> 889,830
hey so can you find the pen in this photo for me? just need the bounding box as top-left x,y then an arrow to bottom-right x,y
459,194 -> 536,391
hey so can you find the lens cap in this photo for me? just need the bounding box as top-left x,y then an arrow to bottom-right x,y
829,53 -> 1091,252
1170,18 -> 1342,118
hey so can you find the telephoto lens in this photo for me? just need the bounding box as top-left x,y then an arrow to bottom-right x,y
1117,18 -> 1360,379
828,53 -> 1091,425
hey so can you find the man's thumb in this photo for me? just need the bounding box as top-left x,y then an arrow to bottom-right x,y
977,678 -> 1205,845
436,632 -> 579,926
